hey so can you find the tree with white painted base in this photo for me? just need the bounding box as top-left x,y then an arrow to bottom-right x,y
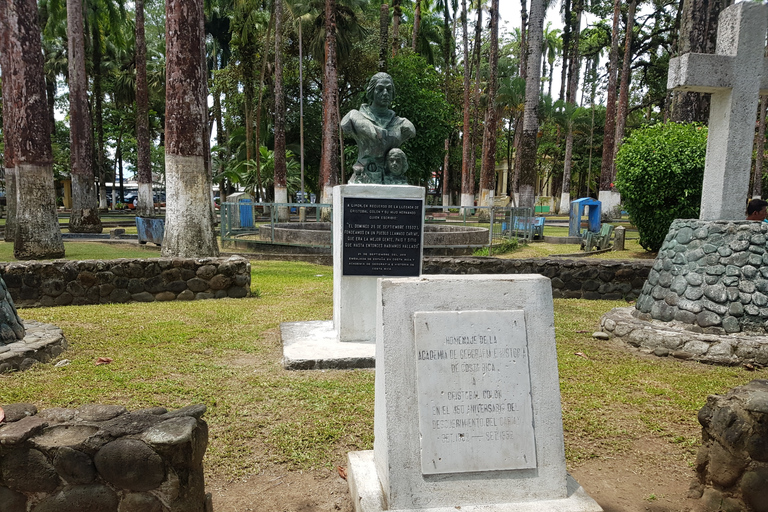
162,0 -> 219,258
3,0 -> 65,260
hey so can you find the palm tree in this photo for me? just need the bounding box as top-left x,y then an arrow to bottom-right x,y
231,0 -> 270,200
3,0 -> 65,259
162,0 -> 219,257
67,0 -> 102,232
598,0 -> 622,215
320,0 -> 340,205
274,0 -> 289,220
540,22 -> 561,98
392,0 -> 402,56
459,0 -> 474,208
135,0 -> 154,218
556,100 -> 585,214
515,0 -> 545,209
612,0 -> 636,166
478,0 -> 500,212
0,0 -> 18,244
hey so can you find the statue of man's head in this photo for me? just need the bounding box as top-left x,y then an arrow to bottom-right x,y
365,72 -> 396,109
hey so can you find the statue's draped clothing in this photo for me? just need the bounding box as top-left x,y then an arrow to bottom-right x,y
341,104 -> 415,184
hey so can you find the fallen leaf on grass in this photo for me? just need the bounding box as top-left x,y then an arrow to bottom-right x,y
0,407 -> 4,423
95,357 -> 113,365
574,352 -> 589,360
337,466 -> 347,480
744,363 -> 755,371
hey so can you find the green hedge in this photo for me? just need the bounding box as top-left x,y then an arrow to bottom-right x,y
615,123 -> 707,251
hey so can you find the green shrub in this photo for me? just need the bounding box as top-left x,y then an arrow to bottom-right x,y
615,122 -> 707,251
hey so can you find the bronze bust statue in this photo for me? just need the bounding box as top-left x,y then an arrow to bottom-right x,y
341,72 -> 416,184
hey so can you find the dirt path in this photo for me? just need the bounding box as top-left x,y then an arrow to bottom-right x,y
207,435 -> 701,511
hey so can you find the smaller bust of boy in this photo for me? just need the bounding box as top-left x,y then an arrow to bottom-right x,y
384,148 -> 409,185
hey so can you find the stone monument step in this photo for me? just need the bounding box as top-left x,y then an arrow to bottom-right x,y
280,320 -> 375,370
347,450 -> 602,512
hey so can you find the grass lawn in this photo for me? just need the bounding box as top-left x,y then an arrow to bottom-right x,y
1,259 -> 764,483
0,241 -> 154,261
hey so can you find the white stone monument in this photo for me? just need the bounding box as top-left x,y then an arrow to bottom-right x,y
667,1 -> 768,220
333,184 -> 425,342
281,184 -> 425,369
347,274 -> 602,512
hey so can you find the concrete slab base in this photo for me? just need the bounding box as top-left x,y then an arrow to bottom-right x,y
347,451 -> 603,512
280,320 -> 375,370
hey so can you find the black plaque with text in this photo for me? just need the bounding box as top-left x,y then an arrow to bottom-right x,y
342,197 -> 423,276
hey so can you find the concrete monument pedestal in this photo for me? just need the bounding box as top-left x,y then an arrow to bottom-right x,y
347,275 -> 601,512
281,184 -> 425,369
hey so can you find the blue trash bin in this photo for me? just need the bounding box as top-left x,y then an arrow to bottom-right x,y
239,199 -> 254,228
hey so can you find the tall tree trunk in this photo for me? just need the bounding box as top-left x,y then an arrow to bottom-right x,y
379,3 -> 389,72
668,0 -> 731,122
519,0 -> 528,80
67,0 -> 101,232
753,95 -> 768,198
459,0 -> 473,208
479,0 -> 500,212
254,11 -> 275,202
91,20 -> 107,210
598,0 -> 622,215
559,5 -> 582,215
162,0 -> 218,258
136,0 -> 154,218
412,0 -> 421,51
5,0 -> 64,259
441,0 -> 452,206
613,0 -> 636,163
515,0 -> 544,210
392,0 -> 401,57
274,0 -> 288,220
470,3 -> 482,207
320,0 -> 339,205
559,0 -> 571,102
1,0 -> 18,243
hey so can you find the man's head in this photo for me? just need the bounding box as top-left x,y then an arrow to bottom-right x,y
746,198 -> 768,220
386,148 -> 408,176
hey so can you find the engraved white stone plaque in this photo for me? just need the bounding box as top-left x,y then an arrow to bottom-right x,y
414,310 -> 536,475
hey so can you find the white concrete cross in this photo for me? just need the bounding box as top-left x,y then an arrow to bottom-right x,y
667,2 -> 768,221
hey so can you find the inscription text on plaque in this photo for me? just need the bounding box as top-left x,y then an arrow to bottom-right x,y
342,197 -> 423,277
414,310 -> 536,475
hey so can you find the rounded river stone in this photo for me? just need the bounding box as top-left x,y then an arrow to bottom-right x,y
33,484 -> 119,512
0,448 -> 59,493
118,492 -> 164,512
741,467 -> 768,512
53,447 -> 97,484
94,439 -> 165,491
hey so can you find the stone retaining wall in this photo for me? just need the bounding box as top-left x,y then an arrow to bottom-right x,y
422,257 -> 653,301
0,403 -> 211,512
690,380 -> 768,511
0,256 -> 250,308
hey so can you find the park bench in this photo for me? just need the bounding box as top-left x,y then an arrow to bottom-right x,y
512,216 -> 545,239
581,223 -> 614,252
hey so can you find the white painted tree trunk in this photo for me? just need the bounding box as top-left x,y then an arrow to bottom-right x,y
274,186 -> 289,222
161,155 -> 219,258
598,190 -> 622,219
442,193 -> 451,207
14,164 -> 64,259
460,193 -> 474,209
138,182 -> 154,217
559,192 -> 571,215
